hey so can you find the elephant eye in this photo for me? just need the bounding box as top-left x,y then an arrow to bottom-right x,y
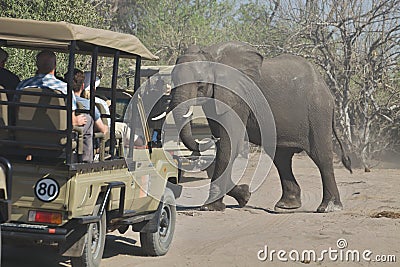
197,83 -> 212,98
198,84 -> 206,93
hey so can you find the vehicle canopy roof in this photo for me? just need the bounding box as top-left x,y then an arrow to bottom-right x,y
0,17 -> 158,60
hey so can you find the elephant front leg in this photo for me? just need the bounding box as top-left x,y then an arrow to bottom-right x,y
227,184 -> 251,207
201,185 -> 251,211
206,162 -> 251,208
274,148 -> 302,211
200,138 -> 231,211
201,113 -> 246,211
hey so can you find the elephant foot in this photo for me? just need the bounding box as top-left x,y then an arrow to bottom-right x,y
317,199 -> 343,213
200,199 -> 226,211
274,194 -> 302,211
227,184 -> 251,208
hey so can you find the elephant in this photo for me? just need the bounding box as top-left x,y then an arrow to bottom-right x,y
170,41 -> 352,213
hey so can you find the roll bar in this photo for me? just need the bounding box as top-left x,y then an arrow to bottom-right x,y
0,41 -> 143,166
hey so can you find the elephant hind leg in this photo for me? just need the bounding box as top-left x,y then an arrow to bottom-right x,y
274,148 -> 302,210
307,131 -> 343,212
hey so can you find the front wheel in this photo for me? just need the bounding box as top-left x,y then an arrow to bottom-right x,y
140,188 -> 176,256
71,205 -> 106,267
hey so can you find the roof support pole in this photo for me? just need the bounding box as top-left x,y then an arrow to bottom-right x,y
90,46 -> 99,120
134,56 -> 142,93
110,51 -> 120,158
66,40 -> 76,165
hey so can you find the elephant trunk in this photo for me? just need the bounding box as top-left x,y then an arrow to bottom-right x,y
179,117 -> 202,152
170,85 -> 213,153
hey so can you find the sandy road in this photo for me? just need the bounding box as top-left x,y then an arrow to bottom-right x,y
2,155 -> 399,266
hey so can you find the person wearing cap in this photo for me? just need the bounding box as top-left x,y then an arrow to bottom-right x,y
0,47 -> 20,101
16,50 -> 93,162
83,71 -> 110,127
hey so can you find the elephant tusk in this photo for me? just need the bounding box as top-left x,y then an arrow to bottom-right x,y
182,106 -> 194,118
211,136 -> 220,142
151,111 -> 167,121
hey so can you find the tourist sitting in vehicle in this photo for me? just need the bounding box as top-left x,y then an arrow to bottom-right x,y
69,68 -> 108,135
0,47 -> 20,125
0,47 -> 20,101
16,50 -> 94,162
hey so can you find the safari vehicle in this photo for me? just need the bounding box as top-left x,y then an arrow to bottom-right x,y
0,17 -> 180,266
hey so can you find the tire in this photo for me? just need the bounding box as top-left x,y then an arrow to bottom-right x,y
140,187 -> 176,256
71,205 -> 106,267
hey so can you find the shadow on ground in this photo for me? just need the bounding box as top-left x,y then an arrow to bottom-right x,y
103,234 -> 145,258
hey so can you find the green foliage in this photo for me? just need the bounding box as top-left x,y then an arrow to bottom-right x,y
0,0 -> 108,79
1,0 -> 105,25
117,0 -> 286,64
128,0 -> 237,64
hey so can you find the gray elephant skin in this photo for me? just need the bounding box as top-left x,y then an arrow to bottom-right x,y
170,41 -> 352,213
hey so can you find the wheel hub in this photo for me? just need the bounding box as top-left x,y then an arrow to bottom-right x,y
159,208 -> 170,237
90,223 -> 100,255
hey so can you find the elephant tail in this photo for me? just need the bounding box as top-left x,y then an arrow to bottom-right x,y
332,113 -> 353,174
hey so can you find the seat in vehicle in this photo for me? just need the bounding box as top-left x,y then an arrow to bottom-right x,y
15,87 -> 83,159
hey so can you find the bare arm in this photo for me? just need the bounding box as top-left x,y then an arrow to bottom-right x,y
94,118 -> 108,134
72,111 -> 87,126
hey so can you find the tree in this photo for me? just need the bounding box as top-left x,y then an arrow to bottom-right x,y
233,0 -> 286,56
104,0 -> 287,64
272,0 -> 400,169
128,0 -> 239,64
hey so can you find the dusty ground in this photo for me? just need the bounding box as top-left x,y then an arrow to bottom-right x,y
2,154 -> 399,266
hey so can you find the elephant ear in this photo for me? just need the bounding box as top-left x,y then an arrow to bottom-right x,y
209,41 -> 263,115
